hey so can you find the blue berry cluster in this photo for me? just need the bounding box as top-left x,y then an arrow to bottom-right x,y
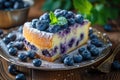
8,64 -> 26,80
62,29 -> 104,66
31,9 -> 84,33
0,0 -> 30,11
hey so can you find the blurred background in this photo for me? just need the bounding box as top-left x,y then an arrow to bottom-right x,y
29,0 -> 120,31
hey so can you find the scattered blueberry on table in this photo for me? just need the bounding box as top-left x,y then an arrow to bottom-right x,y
32,59 -> 42,67
8,64 -> 17,75
104,24 -> 112,32
14,42 -> 24,50
7,33 -> 16,41
8,47 -> 18,56
81,50 -> 92,60
3,37 -> 11,44
60,54 -> 69,63
26,50 -> 36,59
15,73 -> 26,80
73,54 -> 83,63
18,53 -> 28,62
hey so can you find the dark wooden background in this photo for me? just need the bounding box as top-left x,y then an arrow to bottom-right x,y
0,0 -> 120,80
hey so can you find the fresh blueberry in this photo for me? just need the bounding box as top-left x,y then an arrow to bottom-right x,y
3,37 -> 11,44
54,9 -> 61,14
61,10 -> 68,16
89,34 -> 98,40
31,19 -> 38,28
73,54 -> 83,63
104,24 -> 112,32
17,37 -> 24,42
13,2 -> 24,9
39,13 -> 50,21
14,42 -> 24,50
65,11 -> 74,18
111,60 -> 120,70
90,47 -> 100,56
8,64 -> 17,75
60,54 -> 69,63
15,73 -> 26,80
61,23 -> 68,29
7,33 -> 16,41
48,25 -> 61,33
4,1 -> 13,8
75,14 -> 84,24
81,50 -> 92,60
64,56 -> 74,66
32,59 -> 42,67
18,53 -> 27,62
89,29 -> 93,36
0,29 -> 3,35
68,18 -> 75,26
78,47 -> 86,54
7,42 -> 14,49
26,50 -> 36,59
91,39 -> 103,47
24,2 -> 30,8
8,47 -> 18,56
36,20 -> 49,31
87,43 -> 96,50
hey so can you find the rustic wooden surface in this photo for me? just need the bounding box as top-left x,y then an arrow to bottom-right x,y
0,0 -> 120,80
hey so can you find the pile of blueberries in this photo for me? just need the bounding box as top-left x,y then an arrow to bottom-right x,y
61,29 -> 104,66
31,9 -> 84,33
0,0 -> 30,11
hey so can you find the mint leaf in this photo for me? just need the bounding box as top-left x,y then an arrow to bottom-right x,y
57,17 -> 68,25
49,11 -> 58,25
73,0 -> 93,15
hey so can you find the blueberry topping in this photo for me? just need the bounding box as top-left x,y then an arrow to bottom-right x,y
60,54 -> 69,63
104,24 -> 112,32
64,56 -> 74,66
48,25 -> 61,33
8,64 -> 17,75
42,49 -> 51,57
26,50 -> 36,59
3,37 -> 11,44
7,33 -> 16,41
39,13 -> 50,21
78,47 -> 86,54
18,53 -> 27,62
32,59 -> 42,67
15,73 -> 26,80
81,50 -> 92,60
65,11 -> 74,18
73,54 -> 83,63
90,47 -> 100,56
111,60 -> 120,70
8,47 -> 18,56
75,14 -> 84,24
31,19 -> 39,28
68,18 -> 75,26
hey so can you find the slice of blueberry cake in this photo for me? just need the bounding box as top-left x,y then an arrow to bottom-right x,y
23,9 -> 90,62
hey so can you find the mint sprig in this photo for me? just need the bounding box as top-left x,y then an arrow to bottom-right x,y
49,11 -> 68,25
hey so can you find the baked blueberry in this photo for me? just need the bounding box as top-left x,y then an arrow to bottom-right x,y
3,37 -> 11,44
75,14 -> 84,24
78,47 -> 86,54
90,47 -> 100,56
81,50 -> 92,60
14,42 -> 24,50
73,54 -> 83,63
26,50 -> 36,59
31,19 -> 38,28
18,53 -> 27,62
15,73 -> 26,80
68,38 -> 75,48
8,64 -> 17,75
60,54 -> 69,63
7,33 -> 16,41
8,47 -> 18,56
111,60 -> 120,70
32,59 -> 42,67
64,56 -> 74,66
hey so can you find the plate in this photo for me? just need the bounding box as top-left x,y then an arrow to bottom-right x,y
0,27 -> 112,70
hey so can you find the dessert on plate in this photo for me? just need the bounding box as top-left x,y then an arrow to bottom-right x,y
23,9 -> 91,62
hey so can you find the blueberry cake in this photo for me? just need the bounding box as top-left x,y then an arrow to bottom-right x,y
23,9 -> 90,61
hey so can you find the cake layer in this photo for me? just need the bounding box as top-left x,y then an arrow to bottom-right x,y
23,20 -> 90,61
